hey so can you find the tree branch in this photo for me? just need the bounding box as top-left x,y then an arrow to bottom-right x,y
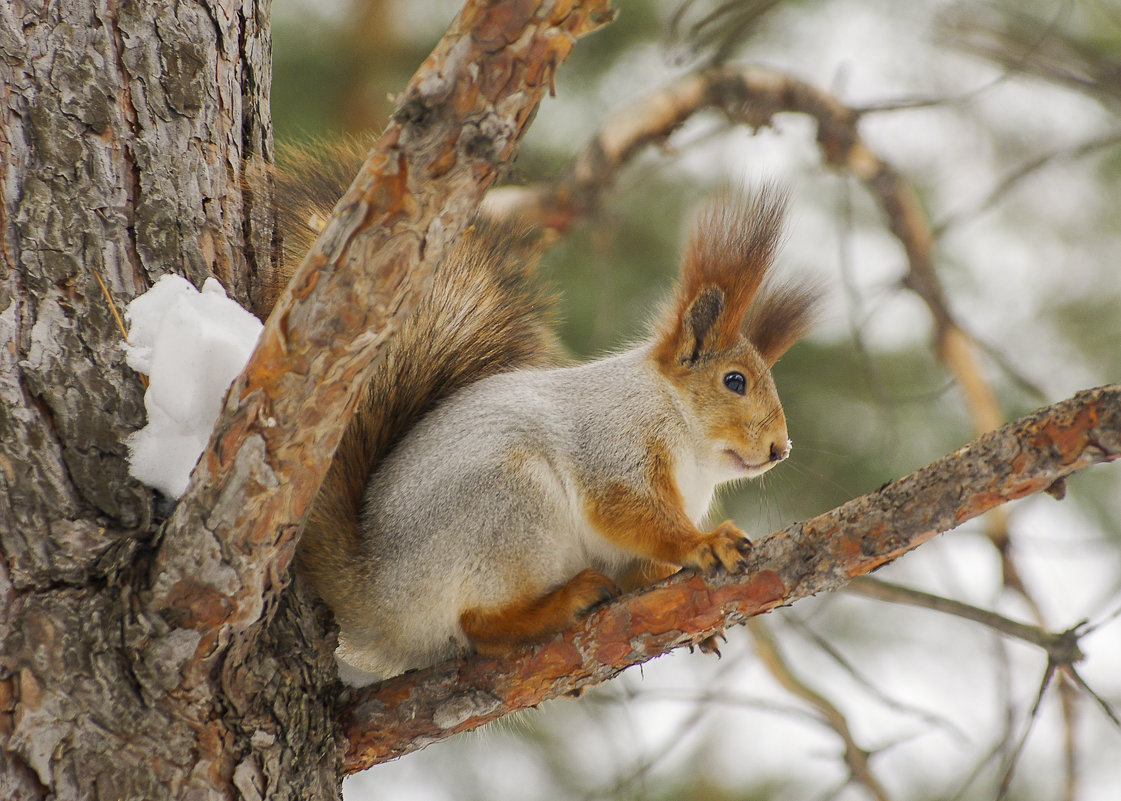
341,384 -> 1120,772
144,0 -> 614,646
490,65 -> 1000,430
845,576 -> 1084,665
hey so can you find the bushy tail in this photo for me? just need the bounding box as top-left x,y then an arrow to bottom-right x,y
266,139 -> 561,612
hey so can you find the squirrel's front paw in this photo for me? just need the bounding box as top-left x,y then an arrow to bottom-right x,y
684,521 -> 751,573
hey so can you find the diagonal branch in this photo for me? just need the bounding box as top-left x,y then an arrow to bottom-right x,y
488,64 -> 1002,432
144,1 -> 615,653
342,384 -> 1121,772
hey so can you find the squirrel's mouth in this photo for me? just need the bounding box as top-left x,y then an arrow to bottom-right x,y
723,449 -> 771,476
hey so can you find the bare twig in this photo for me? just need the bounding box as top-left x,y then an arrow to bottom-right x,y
934,131 -> 1121,236
93,268 -> 147,388
580,701 -> 712,801
1059,671 -> 1080,801
845,577 -> 1084,665
749,619 -> 894,801
942,4 -> 1121,109
997,662 -> 1057,801
787,616 -> 970,741
1064,664 -> 1121,731
846,572 -> 1113,799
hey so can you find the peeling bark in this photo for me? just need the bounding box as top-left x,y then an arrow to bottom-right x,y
341,385 -> 1121,771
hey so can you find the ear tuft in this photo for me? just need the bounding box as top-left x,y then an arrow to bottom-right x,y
654,184 -> 789,369
744,279 -> 824,365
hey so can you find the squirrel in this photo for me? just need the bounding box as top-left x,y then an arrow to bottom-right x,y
266,141 -> 820,685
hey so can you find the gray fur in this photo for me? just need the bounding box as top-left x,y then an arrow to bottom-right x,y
340,346 -> 702,679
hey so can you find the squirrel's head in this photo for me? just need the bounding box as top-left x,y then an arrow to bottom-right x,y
653,186 -> 821,481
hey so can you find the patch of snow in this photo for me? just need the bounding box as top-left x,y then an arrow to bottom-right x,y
123,275 -> 263,498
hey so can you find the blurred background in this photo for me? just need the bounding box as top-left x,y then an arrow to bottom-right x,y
271,1 -> 1121,798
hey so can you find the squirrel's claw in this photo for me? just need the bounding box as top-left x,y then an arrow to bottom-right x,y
685,520 -> 752,574
697,632 -> 725,657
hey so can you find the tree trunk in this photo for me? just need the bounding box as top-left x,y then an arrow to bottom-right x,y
0,1 -> 343,798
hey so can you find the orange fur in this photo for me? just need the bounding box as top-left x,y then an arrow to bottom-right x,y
615,559 -> 678,593
653,185 -> 820,371
585,439 -> 753,571
459,569 -> 618,654
744,278 -> 822,366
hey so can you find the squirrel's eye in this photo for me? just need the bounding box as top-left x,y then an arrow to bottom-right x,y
723,371 -> 746,395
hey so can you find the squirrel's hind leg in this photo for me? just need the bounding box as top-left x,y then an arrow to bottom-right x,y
459,568 -> 618,656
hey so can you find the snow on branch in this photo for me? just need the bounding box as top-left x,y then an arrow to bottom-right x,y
342,384 -> 1121,771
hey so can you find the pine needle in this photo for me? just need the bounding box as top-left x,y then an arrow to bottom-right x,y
94,269 -> 148,387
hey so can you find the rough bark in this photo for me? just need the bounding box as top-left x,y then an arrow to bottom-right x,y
0,2 -> 295,797
0,1 -> 612,798
342,385 -> 1121,771
0,0 -> 272,588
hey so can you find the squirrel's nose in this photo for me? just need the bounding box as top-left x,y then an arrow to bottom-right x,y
768,439 -> 791,463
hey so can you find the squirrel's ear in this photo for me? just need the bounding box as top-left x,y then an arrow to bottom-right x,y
678,286 -> 725,366
655,185 -> 790,370
743,280 -> 822,366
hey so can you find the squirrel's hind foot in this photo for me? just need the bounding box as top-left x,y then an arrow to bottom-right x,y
459,568 -> 619,657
